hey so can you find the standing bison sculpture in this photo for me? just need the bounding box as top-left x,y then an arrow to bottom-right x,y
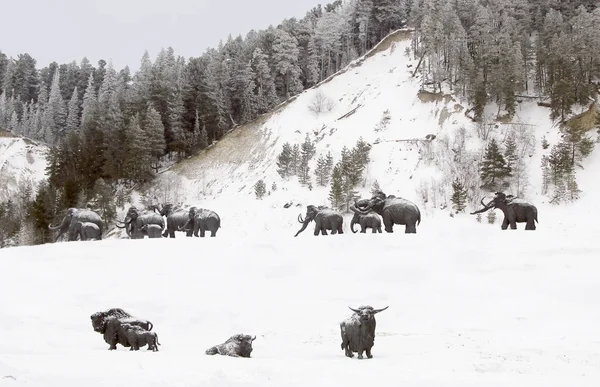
90,308 -> 154,350
340,305 -> 389,359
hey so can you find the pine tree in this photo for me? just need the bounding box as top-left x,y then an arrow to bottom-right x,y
252,48 -> 279,113
80,74 -> 97,132
88,178 -> 116,227
272,28 -> 303,99
254,179 -> 266,199
143,106 -> 166,173
291,144 -> 300,176
276,142 -> 293,178
451,178 -> 468,213
328,164 -> 344,209
271,182 -> 277,192
370,180 -> 381,196
480,139 -> 512,185
65,86 -> 80,133
504,134 -> 518,171
314,155 -> 330,186
123,114 -> 152,181
487,210 -> 496,224
565,170 -> 581,201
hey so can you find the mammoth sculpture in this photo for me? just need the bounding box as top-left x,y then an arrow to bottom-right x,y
340,305 -> 389,359
179,206 -> 221,237
205,334 -> 256,358
153,203 -> 193,238
140,224 -> 164,238
115,206 -> 164,239
295,205 -> 344,237
350,190 -> 421,233
73,221 -> 102,241
470,192 -> 538,230
350,199 -> 382,234
90,308 -> 154,350
122,323 -> 161,351
48,207 -> 104,242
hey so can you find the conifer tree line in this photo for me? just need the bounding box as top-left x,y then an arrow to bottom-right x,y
410,0 -> 599,121
275,135 -> 371,212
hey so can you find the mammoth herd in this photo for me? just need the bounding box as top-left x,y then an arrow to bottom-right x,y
90,305 -> 389,359
48,190 -> 539,242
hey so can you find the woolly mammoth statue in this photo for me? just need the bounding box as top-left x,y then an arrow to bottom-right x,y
153,203 -> 193,238
179,206 -> 221,237
295,205 -> 344,236
470,192 -> 538,230
116,206 -> 165,239
350,190 -> 421,233
350,199 -> 382,234
73,221 -> 102,241
48,208 -> 104,242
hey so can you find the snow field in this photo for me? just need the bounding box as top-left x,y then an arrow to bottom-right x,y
2,210 -> 600,386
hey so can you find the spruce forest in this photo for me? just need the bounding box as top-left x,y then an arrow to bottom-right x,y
0,0 -> 599,246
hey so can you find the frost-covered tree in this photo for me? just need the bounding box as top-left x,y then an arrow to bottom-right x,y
252,48 -> 279,113
480,139 -> 511,185
276,142 -> 293,178
272,29 -> 303,99
254,179 -> 266,199
143,106 -> 166,172
329,164 -> 344,209
451,178 -> 467,213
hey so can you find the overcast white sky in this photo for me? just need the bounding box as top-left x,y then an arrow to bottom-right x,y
1,0 -> 322,72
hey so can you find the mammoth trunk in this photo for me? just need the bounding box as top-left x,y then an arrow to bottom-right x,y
48,217 -> 68,231
294,218 -> 311,237
350,216 -> 358,233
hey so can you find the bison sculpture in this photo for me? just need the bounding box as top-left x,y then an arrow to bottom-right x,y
90,308 -> 154,350
340,305 -> 389,359
205,334 -> 256,358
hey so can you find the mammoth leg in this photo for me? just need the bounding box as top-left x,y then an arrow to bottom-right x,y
509,219 -> 517,230
169,229 -> 175,238
526,218 -> 536,230
366,348 -> 373,359
501,218 -> 509,230
357,349 -> 364,359
338,224 -> 343,234
321,229 -> 328,235
371,226 -> 377,233
361,223 -> 367,233
383,217 -> 394,233
210,228 -> 217,237
200,228 -> 206,238
405,223 -> 417,234
331,227 -> 337,235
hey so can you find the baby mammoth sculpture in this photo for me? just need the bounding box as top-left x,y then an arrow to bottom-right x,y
470,192 -> 538,230
205,334 -> 256,358
340,305 -> 389,359
350,199 -> 382,233
73,221 -> 102,241
140,223 -> 163,238
122,323 -> 161,351
295,205 -> 344,236
90,308 -> 154,350
350,190 -> 420,233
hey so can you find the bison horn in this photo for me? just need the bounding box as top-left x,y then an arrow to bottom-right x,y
372,306 -> 389,314
251,335 -> 256,341
348,306 -> 361,313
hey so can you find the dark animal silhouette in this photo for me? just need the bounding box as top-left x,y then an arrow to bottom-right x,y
73,221 -> 102,241
205,334 -> 256,358
140,223 -> 163,238
471,192 -> 538,230
180,206 -> 221,237
90,308 -> 154,350
115,206 -> 164,239
295,205 -> 344,236
122,323 -> 161,351
340,305 -> 388,359
48,208 -> 104,242
153,203 -> 193,238
351,190 -> 420,233
350,199 -> 382,233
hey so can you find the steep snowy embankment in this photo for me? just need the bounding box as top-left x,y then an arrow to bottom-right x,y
0,135 -> 49,202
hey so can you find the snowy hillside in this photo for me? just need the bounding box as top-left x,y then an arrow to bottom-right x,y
114,28 -> 597,240
2,213 -> 600,386
0,132 -> 49,202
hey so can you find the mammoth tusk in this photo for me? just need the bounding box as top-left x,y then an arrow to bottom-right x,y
251,335 -> 256,341
298,214 -> 305,223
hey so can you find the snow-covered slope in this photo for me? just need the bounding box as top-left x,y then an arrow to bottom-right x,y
0,133 -> 49,202
2,215 -> 600,386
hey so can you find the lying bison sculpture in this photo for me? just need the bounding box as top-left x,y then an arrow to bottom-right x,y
122,323 -> 161,351
205,334 -> 256,358
340,305 -> 389,359
90,308 -> 154,350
